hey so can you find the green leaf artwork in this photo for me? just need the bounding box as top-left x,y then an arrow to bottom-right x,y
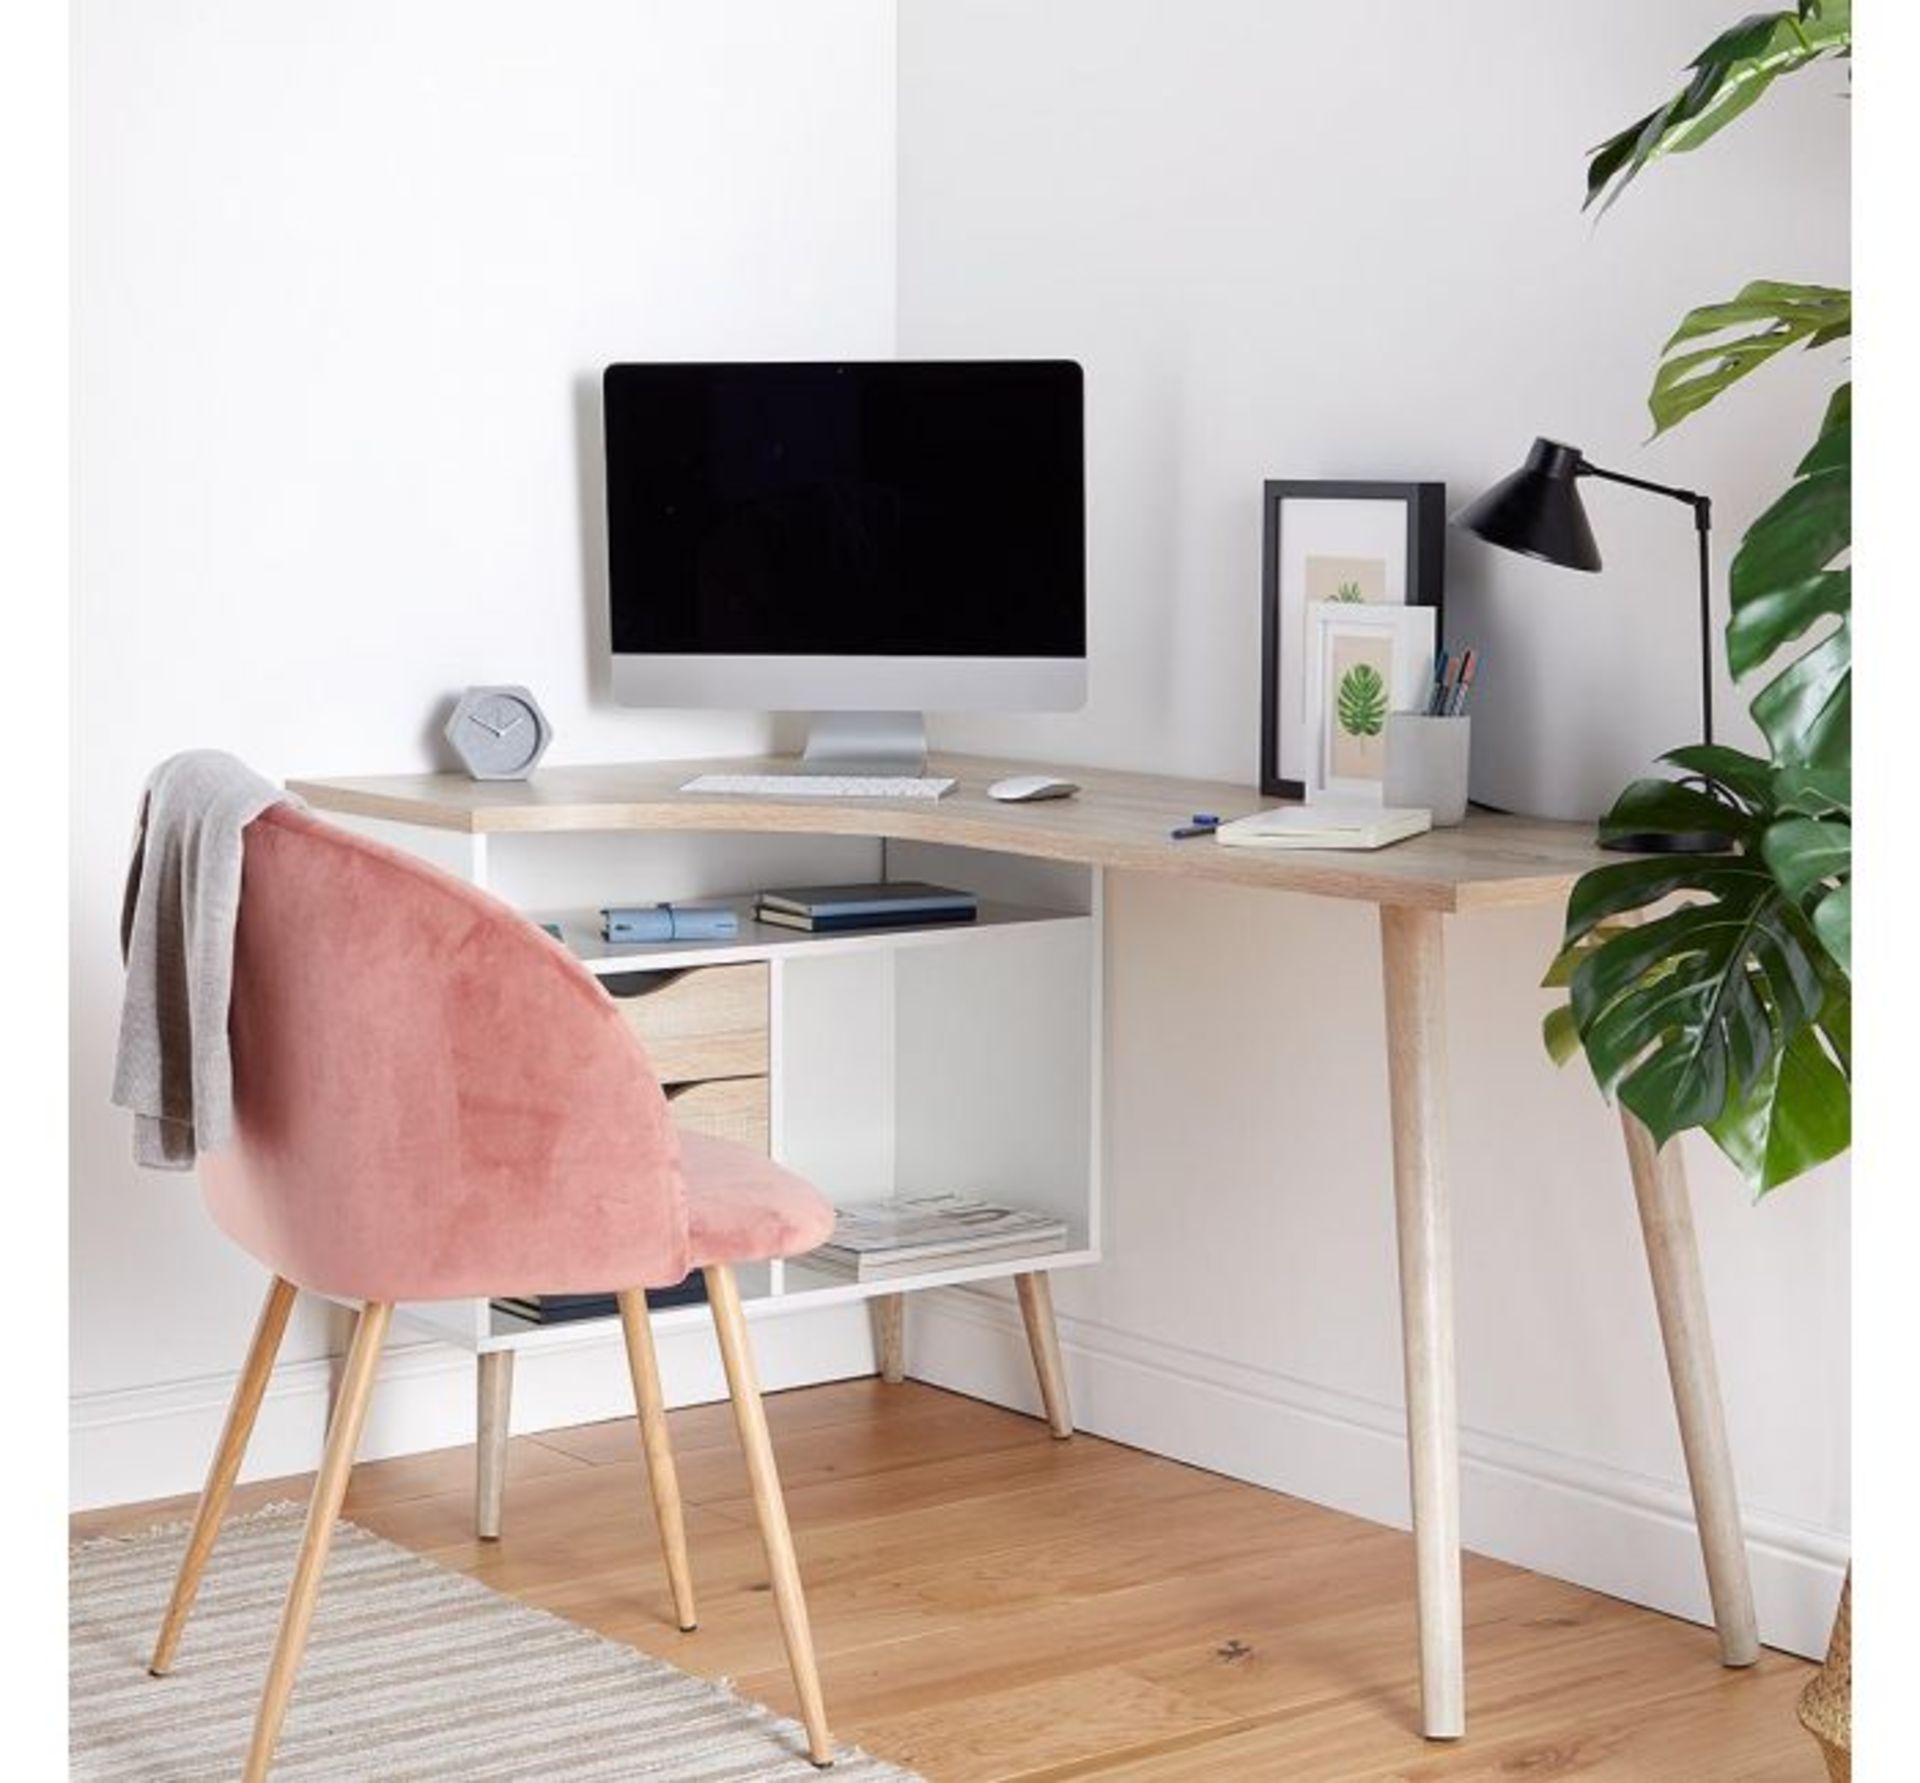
1331,581 -> 1366,603
1336,663 -> 1387,739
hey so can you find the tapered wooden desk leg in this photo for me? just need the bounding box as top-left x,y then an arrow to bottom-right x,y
1379,906 -> 1465,1740
870,1294 -> 906,1384
705,1265 -> 833,1766
150,1275 -> 298,1676
1620,1111 -> 1760,1666
244,1300 -> 392,1783
1014,1272 -> 1074,1438
617,1288 -> 698,1632
475,1350 -> 514,1541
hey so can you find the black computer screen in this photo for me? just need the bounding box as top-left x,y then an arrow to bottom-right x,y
604,361 -> 1085,658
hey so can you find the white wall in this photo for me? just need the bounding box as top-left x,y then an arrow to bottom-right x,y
895,0 -> 1849,1655
71,0 -> 898,1501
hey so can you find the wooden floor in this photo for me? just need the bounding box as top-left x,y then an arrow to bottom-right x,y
74,1379 -> 1820,1781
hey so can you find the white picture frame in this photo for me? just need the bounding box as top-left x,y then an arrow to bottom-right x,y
1303,601 -> 1436,805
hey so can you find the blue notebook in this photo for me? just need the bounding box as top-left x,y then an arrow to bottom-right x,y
756,882 -> 977,920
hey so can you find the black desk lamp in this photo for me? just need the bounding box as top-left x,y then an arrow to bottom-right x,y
1454,437 -> 1727,854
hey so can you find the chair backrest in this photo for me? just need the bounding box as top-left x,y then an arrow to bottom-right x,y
198,804 -> 691,1301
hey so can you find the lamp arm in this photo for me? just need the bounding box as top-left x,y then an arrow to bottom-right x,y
1577,459 -> 1711,527
1578,459 -> 1715,746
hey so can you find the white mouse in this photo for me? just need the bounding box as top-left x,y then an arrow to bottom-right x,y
988,774 -> 1081,803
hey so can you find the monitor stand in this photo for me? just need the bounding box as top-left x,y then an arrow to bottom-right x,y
800,711 -> 928,776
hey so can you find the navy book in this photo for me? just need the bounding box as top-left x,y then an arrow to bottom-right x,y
756,905 -> 977,933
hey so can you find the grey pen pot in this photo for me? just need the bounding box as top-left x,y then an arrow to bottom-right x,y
1385,715 -> 1471,826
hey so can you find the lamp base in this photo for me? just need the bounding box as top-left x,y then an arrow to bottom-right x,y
1599,829 -> 1733,856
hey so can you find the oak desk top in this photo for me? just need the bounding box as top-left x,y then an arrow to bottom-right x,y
290,754 -> 1606,914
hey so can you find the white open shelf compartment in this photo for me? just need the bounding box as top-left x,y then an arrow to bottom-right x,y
384,835 -> 1103,1358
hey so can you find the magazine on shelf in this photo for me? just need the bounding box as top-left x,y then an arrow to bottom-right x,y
803,1233 -> 1068,1283
808,1193 -> 1069,1281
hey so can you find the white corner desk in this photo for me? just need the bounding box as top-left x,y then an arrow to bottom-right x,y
289,752 -> 1760,1741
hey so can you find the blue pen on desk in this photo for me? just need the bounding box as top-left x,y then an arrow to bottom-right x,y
1170,813 -> 1220,840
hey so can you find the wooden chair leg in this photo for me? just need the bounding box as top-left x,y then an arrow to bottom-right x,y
705,1265 -> 833,1766
1620,1111 -> 1760,1666
617,1288 -> 698,1632
150,1275 -> 298,1676
242,1301 -> 392,1783
870,1293 -> 906,1384
475,1349 -> 514,1541
1014,1272 -> 1074,1438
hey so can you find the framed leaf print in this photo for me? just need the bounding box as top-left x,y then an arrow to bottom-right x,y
1304,601 -> 1436,804
1260,481 -> 1446,798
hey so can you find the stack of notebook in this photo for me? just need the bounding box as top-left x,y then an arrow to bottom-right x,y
807,1193 -> 1069,1282
755,882 -> 978,934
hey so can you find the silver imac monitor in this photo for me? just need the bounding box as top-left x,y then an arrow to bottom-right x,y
603,360 -> 1086,771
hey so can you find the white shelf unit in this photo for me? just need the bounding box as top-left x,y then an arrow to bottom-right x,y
350,822 -> 1103,1362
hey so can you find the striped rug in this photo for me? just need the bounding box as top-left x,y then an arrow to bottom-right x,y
71,1504 -> 920,1780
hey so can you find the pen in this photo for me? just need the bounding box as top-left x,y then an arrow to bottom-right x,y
1448,649 -> 1478,715
1426,650 -> 1453,717
1170,814 -> 1220,840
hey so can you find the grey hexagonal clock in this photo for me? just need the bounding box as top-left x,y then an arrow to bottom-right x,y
445,685 -> 553,781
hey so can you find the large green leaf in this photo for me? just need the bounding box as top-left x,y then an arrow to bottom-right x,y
1650,282 -> 1850,433
1545,751 -> 1850,1185
1542,1002 -> 1583,1067
1771,764 -> 1850,818
1752,618 -> 1850,770
1597,777 -> 1755,848
1812,883 -> 1851,975
1707,1009 -> 1851,1193
1569,878 -> 1824,1144
1725,569 -> 1849,680
1660,744 -> 1779,814
1731,383 -> 1851,769
1798,379 -> 1852,473
1759,816 -> 1849,903
1585,2 -> 1851,213
1562,854 -> 1773,947
1730,451 -> 1850,610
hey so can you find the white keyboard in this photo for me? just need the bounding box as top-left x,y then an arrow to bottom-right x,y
681,773 -> 957,800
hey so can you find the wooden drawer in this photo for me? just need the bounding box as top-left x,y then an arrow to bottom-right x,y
667,1076 -> 771,1154
603,963 -> 769,1085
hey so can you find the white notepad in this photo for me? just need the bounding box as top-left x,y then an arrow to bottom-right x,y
1214,804 -> 1432,851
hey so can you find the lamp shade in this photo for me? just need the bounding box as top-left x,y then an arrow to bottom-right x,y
1453,437 -> 1602,572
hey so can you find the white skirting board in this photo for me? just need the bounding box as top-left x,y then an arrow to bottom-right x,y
72,1278 -> 1847,1663
904,1283 -> 1849,1662
70,1298 -> 879,1514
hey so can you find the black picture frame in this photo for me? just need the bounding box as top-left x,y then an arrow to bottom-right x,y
1259,480 -> 1446,799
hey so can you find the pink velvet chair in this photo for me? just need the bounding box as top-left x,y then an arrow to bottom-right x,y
145,803 -> 839,1778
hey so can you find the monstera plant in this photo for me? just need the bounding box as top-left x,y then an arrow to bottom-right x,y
1545,0 -> 1852,1199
